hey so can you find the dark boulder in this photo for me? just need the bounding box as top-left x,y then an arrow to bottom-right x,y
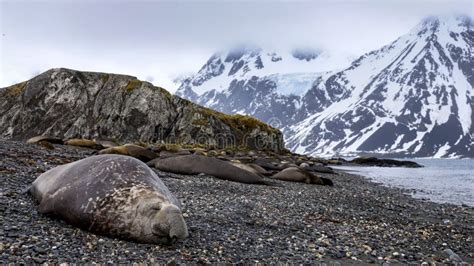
351,157 -> 422,168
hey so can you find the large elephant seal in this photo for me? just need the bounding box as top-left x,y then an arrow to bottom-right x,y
98,144 -> 158,162
272,167 -> 333,186
30,155 -> 188,244
148,155 -> 266,184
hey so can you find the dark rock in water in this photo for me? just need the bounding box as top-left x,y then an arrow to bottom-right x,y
148,155 -> 266,184
0,68 -> 284,152
272,167 -> 333,185
351,157 -> 423,168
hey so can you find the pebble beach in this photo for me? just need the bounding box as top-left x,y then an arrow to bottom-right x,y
1,140 -> 473,264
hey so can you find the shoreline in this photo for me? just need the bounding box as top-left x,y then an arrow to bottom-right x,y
333,163 -> 474,208
1,140 -> 473,263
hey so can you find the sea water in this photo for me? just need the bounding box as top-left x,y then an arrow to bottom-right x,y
334,159 -> 474,207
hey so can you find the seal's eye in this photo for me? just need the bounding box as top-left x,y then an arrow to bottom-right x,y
150,203 -> 162,211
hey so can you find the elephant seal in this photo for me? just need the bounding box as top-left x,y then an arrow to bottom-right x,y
148,155 -> 266,184
301,164 -> 335,174
98,144 -> 158,162
94,139 -> 120,149
65,138 -> 104,150
26,136 -> 64,145
30,154 -> 188,244
272,167 -> 333,186
231,162 -> 270,176
253,158 -> 282,171
159,150 -> 192,159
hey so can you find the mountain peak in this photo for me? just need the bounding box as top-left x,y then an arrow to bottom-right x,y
414,14 -> 472,36
177,15 -> 473,158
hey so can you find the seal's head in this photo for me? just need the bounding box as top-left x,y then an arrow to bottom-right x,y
152,204 -> 188,244
134,197 -> 188,244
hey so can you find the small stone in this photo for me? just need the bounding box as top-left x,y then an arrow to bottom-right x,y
443,248 -> 463,262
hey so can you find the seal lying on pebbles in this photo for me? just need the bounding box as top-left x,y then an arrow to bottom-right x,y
231,162 -> 270,176
148,155 -> 266,184
253,158 -> 281,171
301,164 -> 335,174
159,150 -> 192,159
65,138 -> 104,150
99,144 -> 158,162
30,154 -> 188,244
94,139 -> 120,149
26,136 -> 64,145
272,167 -> 333,185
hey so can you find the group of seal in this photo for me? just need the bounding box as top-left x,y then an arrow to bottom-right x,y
31,154 -> 188,244
272,167 -> 333,185
147,155 -> 267,184
28,135 -> 336,245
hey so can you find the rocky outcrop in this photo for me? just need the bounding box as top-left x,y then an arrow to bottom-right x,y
350,157 -> 423,168
0,68 -> 284,152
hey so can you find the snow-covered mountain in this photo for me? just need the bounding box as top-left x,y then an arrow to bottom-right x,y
177,15 -> 474,158
176,47 -> 353,126
289,15 -> 473,158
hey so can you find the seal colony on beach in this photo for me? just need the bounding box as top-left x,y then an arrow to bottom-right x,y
98,144 -> 159,162
148,155 -> 267,184
30,154 -> 188,244
272,167 -> 334,186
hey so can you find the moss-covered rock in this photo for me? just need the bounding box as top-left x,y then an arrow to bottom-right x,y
125,79 -> 142,92
3,81 -> 27,97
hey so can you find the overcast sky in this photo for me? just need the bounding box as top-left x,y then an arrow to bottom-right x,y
0,0 -> 472,91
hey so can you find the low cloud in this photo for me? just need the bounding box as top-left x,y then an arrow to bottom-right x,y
1,0 -> 471,91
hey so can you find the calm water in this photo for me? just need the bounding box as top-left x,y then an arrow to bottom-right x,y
334,159 -> 474,207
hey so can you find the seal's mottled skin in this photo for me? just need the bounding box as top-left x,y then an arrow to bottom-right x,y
31,154 -> 188,244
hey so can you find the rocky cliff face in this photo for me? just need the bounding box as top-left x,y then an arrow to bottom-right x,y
0,68 -> 283,151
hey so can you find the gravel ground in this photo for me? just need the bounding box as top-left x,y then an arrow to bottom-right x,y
1,140 -> 473,264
